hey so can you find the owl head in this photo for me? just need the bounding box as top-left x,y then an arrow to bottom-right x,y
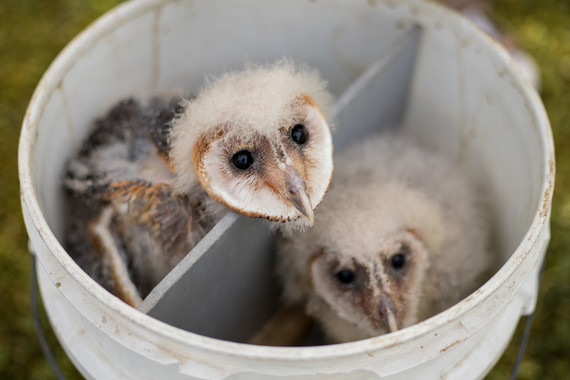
170,60 -> 334,227
278,182 -> 445,342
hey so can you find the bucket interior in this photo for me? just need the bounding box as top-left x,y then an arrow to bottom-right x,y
28,0 -> 547,344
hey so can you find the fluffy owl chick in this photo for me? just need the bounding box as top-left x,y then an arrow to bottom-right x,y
170,61 -> 334,225
276,134 -> 491,343
65,61 -> 334,306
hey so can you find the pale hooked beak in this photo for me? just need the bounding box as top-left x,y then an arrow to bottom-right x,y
285,167 -> 314,225
385,308 -> 399,333
379,293 -> 399,333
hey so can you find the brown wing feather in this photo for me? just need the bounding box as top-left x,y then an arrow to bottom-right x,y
104,180 -> 205,255
91,180 -> 211,300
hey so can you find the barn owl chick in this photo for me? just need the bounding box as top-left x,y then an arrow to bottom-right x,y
170,61 -> 334,225
65,61 -> 334,306
276,134 -> 492,343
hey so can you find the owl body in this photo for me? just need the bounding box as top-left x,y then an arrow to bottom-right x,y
65,61 -> 335,306
276,134 -> 492,343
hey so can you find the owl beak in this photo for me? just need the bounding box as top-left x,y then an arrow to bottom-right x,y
378,293 -> 399,333
385,308 -> 399,333
285,167 -> 314,225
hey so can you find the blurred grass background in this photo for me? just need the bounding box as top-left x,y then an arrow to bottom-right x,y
0,0 -> 568,378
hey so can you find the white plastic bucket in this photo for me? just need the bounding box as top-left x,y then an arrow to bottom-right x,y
19,0 -> 554,379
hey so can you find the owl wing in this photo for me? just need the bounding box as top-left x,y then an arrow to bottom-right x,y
104,180 -> 207,253
86,180 -> 209,307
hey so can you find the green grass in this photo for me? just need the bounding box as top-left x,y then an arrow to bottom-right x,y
0,2 -> 124,379
486,1 -> 570,379
0,1 -> 568,379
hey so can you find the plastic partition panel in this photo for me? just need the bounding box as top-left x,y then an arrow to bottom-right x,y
333,28 -> 421,153
142,213 -> 277,342
140,27 -> 422,342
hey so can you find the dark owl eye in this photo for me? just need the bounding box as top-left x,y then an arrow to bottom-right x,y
335,269 -> 355,284
391,253 -> 406,270
232,150 -> 254,170
290,124 -> 308,145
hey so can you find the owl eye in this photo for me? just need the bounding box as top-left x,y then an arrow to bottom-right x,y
232,150 -> 254,170
335,269 -> 355,284
391,253 -> 406,270
291,124 -> 308,145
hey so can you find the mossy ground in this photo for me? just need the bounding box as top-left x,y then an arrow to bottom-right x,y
487,1 -> 570,379
0,1 -> 568,378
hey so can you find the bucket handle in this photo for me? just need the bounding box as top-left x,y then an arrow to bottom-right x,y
29,249 -> 66,380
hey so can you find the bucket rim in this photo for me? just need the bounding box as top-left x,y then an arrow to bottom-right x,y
18,0 -> 555,362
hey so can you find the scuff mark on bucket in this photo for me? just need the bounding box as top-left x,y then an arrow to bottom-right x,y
540,153 -> 555,219
440,338 -> 465,353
